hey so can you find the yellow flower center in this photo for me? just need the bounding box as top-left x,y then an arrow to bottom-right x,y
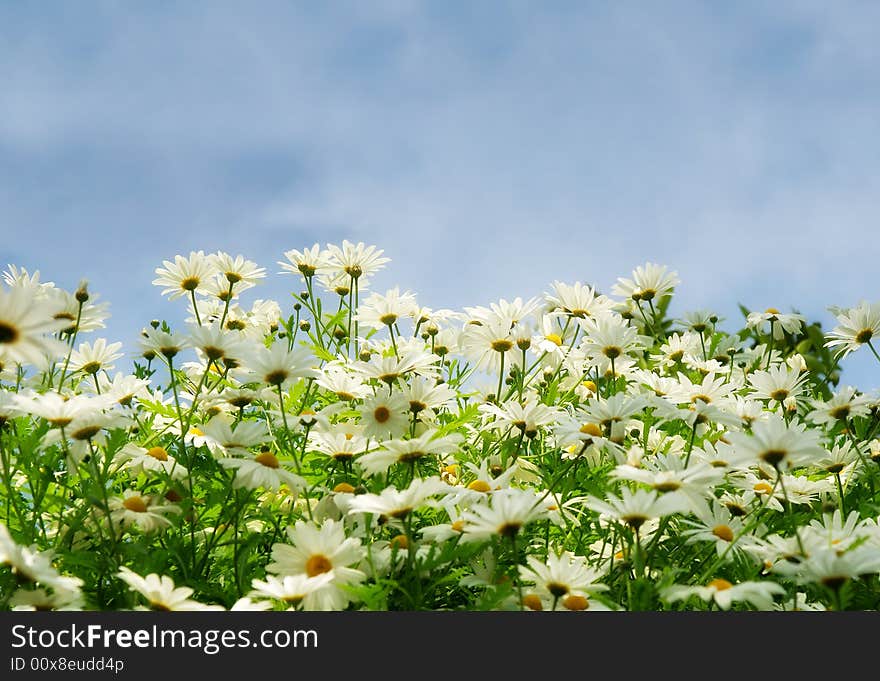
579,423 -> 602,437
581,380 -> 597,393
373,406 -> 391,424
712,525 -> 734,542
545,333 -> 563,346
333,482 -> 356,494
450,520 -> 465,533
467,480 -> 492,493
563,595 -> 590,611
753,481 -> 774,494
305,554 -> 333,577
123,496 -> 148,513
147,446 -> 169,461
654,481 -> 681,492
708,578 -> 732,591
389,535 -> 409,551
255,452 -> 279,469
189,427 -> 204,437
522,594 -> 543,611
764,307 -> 780,315
491,339 -> 513,352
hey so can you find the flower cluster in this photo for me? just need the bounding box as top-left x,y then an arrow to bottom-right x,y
1,242 -> 879,611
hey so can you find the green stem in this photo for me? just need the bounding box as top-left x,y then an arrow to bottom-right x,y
190,290 -> 202,326
218,281 -> 235,328
775,467 -> 806,557
57,300 -> 84,391
496,350 -> 506,404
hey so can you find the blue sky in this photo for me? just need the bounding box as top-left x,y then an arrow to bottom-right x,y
2,1 -> 879,387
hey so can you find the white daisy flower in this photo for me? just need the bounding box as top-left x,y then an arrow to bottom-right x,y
117,567 -> 224,611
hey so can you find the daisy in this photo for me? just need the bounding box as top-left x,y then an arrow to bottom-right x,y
266,518 -> 366,610
612,262 -> 680,302
10,586 -> 85,611
726,415 -> 825,471
352,349 -> 440,385
678,309 -> 721,335
357,430 -> 463,476
53,410 -> 129,445
345,477 -> 451,522
219,452 -> 307,491
16,391 -> 107,427
315,367 -> 372,402
356,287 -> 419,331
45,285 -> 109,335
448,459 -> 521,504
68,338 -> 124,376
652,332 -> 702,370
727,472 -> 785,512
1,525 -> 81,593
460,487 -> 551,541
610,456 -> 722,511
218,386 -> 262,410
746,308 -> 806,340
545,281 -> 615,320
113,443 -> 188,480
358,390 -> 409,441
399,375 -> 456,419
580,393 -> 648,442
464,296 -> 542,329
279,243 -> 330,279
117,567 -> 223,611
808,386 -> 872,426
670,371 -> 738,406
803,510 -> 869,553
199,414 -> 269,457
479,397 -> 561,439
517,551 -> 608,609
584,487 -> 688,532
579,313 -> 645,365
108,490 -> 181,532
139,327 -> 189,360
210,252 -> 266,288
812,442 -> 861,478
307,423 -> 372,464
0,285 -> 67,366
748,365 -> 809,405
459,316 -> 519,375
95,372 -> 151,407
773,545 -> 880,591
244,342 -> 319,388
660,579 -> 785,611
679,500 -> 748,557
325,240 -> 390,282
824,301 -> 880,359
187,323 -> 248,366
152,251 -> 217,301
249,573 -> 335,609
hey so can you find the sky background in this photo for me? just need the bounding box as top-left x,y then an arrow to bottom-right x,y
1,1 -> 879,388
